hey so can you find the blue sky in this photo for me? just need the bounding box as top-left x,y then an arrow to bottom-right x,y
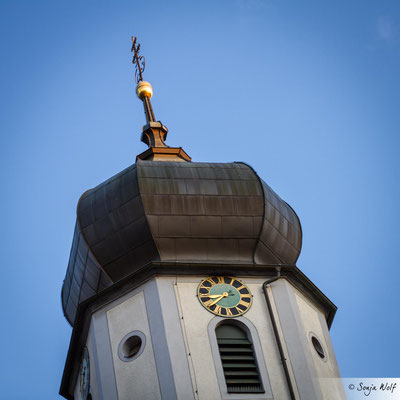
1,1 -> 399,398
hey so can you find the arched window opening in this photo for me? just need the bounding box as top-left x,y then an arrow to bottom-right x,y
216,323 -> 264,394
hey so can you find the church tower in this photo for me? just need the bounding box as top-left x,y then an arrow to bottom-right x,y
59,37 -> 346,400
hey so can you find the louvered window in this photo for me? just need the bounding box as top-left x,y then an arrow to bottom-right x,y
216,324 -> 264,393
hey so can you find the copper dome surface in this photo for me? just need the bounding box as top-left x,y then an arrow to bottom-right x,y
61,160 -> 302,325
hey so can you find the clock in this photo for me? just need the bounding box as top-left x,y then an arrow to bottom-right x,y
197,276 -> 252,317
79,347 -> 90,399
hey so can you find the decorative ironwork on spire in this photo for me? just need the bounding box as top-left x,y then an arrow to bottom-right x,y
131,35 -> 191,163
131,36 -> 145,84
131,36 -> 156,124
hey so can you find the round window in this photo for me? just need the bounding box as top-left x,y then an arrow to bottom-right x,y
123,336 -> 142,358
118,331 -> 146,362
311,335 -> 325,359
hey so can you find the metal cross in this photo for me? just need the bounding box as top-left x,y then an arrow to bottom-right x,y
131,36 -> 145,84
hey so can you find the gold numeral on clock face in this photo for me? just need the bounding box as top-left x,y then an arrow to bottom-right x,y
203,299 -> 214,307
214,305 -> 222,314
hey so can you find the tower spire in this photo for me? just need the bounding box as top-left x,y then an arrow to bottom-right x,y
131,36 -> 191,162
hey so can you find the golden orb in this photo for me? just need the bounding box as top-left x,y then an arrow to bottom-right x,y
136,81 -> 153,100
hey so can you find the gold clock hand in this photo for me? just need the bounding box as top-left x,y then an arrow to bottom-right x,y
209,292 -> 229,306
209,295 -> 224,306
206,294 -> 226,299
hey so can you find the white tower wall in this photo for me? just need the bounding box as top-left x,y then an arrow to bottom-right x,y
72,275 -> 345,400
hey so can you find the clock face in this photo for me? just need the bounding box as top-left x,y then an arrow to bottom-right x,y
198,276 -> 252,317
80,347 -> 90,399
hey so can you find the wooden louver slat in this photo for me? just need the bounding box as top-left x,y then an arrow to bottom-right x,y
217,336 -> 264,393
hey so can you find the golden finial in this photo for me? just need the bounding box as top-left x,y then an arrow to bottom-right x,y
131,37 -> 153,99
136,81 -> 153,100
131,36 -> 155,123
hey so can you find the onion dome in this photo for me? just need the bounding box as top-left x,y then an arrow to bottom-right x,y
62,160 -> 302,325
